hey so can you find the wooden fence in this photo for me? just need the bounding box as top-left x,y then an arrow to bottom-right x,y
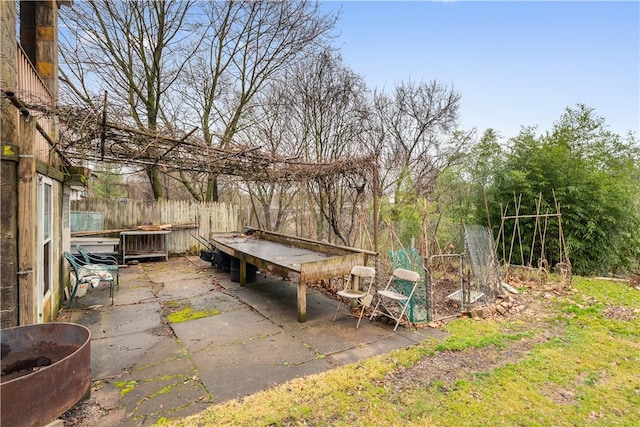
71,198 -> 239,254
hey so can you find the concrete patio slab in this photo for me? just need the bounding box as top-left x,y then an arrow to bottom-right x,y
90,331 -> 166,379
112,286 -> 157,306
192,331 -> 332,403
183,291 -> 244,314
171,309 -> 281,354
56,255 -> 448,426
64,302 -> 161,338
154,277 -> 216,301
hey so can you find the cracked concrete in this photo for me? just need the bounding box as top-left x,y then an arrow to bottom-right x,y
57,255 -> 447,425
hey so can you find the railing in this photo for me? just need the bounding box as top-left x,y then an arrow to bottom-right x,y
16,43 -> 61,166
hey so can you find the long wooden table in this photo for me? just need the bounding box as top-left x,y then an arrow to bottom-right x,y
210,229 -> 376,322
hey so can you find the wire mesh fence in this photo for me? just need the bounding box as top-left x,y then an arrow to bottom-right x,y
385,224 -> 502,324
463,224 -> 502,305
427,254 -> 466,321
388,247 -> 430,323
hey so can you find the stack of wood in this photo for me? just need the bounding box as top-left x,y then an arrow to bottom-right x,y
136,224 -> 172,231
71,223 -> 197,237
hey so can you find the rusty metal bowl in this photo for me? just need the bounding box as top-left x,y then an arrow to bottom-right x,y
1,323 -> 91,426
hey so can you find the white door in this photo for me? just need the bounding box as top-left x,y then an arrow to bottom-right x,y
37,175 -> 53,323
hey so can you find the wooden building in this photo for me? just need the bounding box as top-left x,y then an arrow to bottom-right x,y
1,0 -> 74,327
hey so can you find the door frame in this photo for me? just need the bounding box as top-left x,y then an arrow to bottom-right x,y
37,174 -> 53,323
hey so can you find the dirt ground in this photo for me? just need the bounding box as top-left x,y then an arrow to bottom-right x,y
385,325 -> 562,394
324,270 -> 573,393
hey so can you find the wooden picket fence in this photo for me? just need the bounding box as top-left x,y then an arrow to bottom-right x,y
71,198 -> 239,254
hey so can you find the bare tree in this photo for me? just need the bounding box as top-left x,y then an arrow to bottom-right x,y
234,82 -> 301,232
177,1 -> 337,202
373,80 -> 470,202
285,50 -> 372,245
230,50 -> 372,243
59,0 -> 202,199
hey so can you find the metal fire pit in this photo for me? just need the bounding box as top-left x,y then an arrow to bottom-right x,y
1,323 -> 91,426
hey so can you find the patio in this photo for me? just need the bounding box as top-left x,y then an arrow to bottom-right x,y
56,255 -> 446,426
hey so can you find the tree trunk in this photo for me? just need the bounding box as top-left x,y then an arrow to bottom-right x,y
147,165 -> 164,200
205,173 -> 219,202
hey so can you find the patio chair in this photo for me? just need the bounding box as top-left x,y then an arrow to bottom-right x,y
369,268 -> 421,331
333,265 -> 376,328
64,251 -> 115,306
76,245 -> 120,291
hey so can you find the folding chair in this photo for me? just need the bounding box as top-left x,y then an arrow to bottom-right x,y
64,252 -> 115,306
369,268 -> 421,331
333,265 -> 376,328
76,245 -> 120,290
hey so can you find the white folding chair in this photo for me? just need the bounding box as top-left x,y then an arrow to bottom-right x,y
369,268 -> 421,331
333,265 -> 376,328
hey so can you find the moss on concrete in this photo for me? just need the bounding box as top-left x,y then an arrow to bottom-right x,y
114,380 -> 137,396
167,307 -> 220,324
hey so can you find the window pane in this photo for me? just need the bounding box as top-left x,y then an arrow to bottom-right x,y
43,241 -> 50,295
44,183 -> 51,240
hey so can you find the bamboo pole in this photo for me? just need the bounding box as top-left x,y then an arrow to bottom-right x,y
529,193 -> 542,267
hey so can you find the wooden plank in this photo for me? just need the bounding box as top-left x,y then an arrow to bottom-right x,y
297,282 -> 307,323
255,228 -> 377,257
35,159 -> 64,181
136,224 -> 172,231
299,253 -> 365,283
1,144 -> 19,327
18,118 -> 36,325
71,228 -> 130,237
71,224 -> 196,237
239,258 -> 247,286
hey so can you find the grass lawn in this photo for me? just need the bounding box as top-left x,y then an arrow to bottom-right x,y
159,276 -> 639,426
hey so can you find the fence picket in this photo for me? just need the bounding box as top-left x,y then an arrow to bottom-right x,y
71,198 -> 238,254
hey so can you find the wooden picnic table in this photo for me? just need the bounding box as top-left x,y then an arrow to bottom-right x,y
210,229 -> 376,322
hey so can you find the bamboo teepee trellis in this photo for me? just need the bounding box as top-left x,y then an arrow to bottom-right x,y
494,191 -> 571,287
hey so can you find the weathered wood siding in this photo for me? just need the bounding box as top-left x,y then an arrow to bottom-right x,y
16,44 -> 59,166
71,198 -> 239,254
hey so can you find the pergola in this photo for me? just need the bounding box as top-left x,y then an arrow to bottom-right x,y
4,90 -> 375,182
12,92 -> 381,251
52,101 -> 376,184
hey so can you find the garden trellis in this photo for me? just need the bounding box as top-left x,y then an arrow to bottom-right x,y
494,191 -> 572,287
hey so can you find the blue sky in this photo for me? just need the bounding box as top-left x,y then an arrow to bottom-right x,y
321,1 -> 639,140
